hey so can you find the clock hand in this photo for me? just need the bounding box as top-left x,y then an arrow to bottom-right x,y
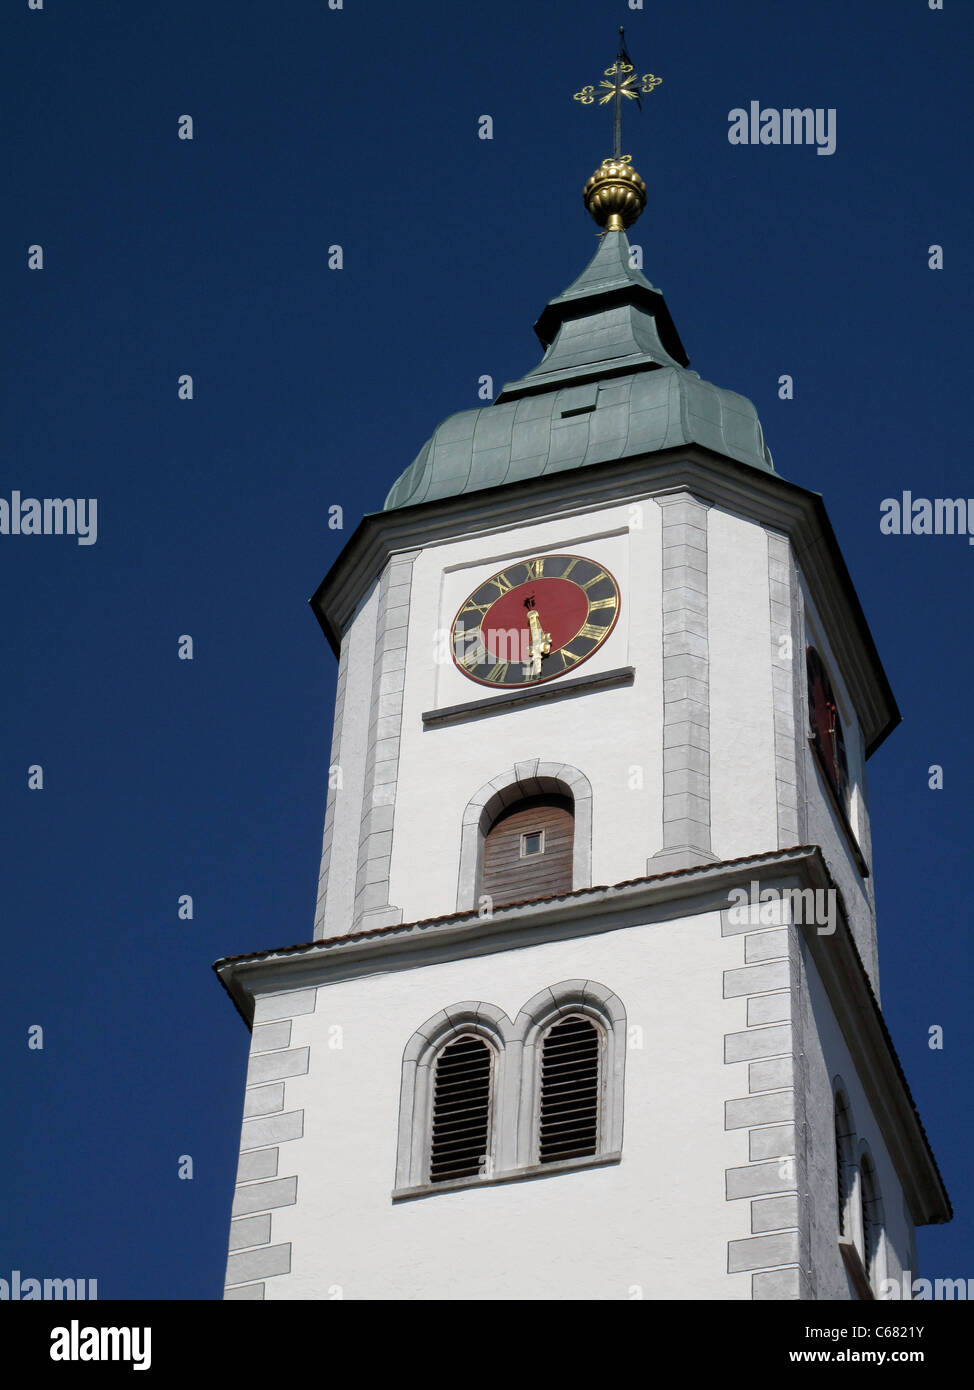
525,606 -> 552,679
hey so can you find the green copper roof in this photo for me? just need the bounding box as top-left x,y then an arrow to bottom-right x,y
384,230 -> 774,512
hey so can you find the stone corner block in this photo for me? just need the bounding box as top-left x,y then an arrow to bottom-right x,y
751,1266 -> 812,1300
224,1282 -> 265,1301
728,1231 -> 800,1274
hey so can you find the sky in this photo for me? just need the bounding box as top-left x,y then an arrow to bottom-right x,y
1,0 -> 970,1299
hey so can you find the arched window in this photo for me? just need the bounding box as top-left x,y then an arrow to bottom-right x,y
517,982 -> 626,1168
429,1033 -> 494,1184
859,1151 -> 884,1292
834,1091 -> 856,1236
394,983 -> 625,1196
807,646 -> 849,808
833,1085 -> 885,1299
482,794 -> 574,907
538,1014 -> 601,1164
457,763 -> 593,913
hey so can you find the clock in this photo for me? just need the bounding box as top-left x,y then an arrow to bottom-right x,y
451,553 -> 621,688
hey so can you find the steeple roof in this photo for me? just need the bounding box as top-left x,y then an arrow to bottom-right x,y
512,228 -> 688,395
383,222 -> 774,512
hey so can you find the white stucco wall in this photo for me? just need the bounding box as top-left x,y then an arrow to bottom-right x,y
390,502 -> 665,921
263,908 -> 756,1300
708,506 -> 777,861
319,584 -> 380,938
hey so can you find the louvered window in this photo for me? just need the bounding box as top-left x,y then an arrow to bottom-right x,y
429,1034 -> 492,1183
539,1015 -> 601,1164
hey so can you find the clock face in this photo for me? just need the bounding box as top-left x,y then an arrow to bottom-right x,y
451,553 -> 621,688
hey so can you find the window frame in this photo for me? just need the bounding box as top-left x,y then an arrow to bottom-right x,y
833,1082 -> 886,1300
858,1145 -> 886,1296
536,1012 -> 604,1165
428,1031 -> 498,1185
393,982 -> 626,1200
804,643 -> 869,878
519,828 -> 546,858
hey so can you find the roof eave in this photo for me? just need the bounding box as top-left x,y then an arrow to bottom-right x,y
213,845 -> 948,1225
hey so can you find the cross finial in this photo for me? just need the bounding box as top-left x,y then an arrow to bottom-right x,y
572,25 -> 662,159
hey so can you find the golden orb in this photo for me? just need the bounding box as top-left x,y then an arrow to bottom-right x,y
583,156 -> 647,232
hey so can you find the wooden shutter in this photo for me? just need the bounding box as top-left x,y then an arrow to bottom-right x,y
539,1015 -> 600,1164
429,1034 -> 492,1183
482,794 -> 574,908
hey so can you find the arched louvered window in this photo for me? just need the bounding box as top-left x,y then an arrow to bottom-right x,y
860,1152 -> 884,1289
482,794 -> 574,909
807,646 -> 849,808
429,1034 -> 493,1184
539,1015 -> 601,1164
834,1092 -> 855,1235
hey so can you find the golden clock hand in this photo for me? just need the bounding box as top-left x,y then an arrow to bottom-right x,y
525,607 -> 552,678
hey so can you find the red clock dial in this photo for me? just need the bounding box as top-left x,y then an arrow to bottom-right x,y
451,554 -> 621,688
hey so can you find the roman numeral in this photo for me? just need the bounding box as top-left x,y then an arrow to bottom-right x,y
580,570 -> 608,590
526,558 -> 545,579
487,662 -> 509,683
459,642 -> 487,669
461,600 -> 491,617
559,646 -> 581,665
489,573 -> 513,594
588,596 -> 617,611
560,557 -> 580,580
577,622 -> 607,641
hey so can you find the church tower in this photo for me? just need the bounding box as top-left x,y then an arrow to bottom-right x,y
214,121 -> 949,1299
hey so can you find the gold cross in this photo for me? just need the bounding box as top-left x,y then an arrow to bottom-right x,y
573,64 -> 663,109
572,29 -> 662,159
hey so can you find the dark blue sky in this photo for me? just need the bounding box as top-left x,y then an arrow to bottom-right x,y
2,0 -> 970,1298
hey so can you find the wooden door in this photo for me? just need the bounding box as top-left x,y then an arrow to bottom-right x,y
481,795 -> 574,908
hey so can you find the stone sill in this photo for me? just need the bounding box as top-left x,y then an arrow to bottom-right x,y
422,667 -> 635,728
808,738 -> 870,879
392,1150 -> 622,1201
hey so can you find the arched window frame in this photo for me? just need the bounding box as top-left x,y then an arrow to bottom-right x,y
804,641 -> 870,875
515,981 -> 627,1168
806,645 -> 850,811
394,981 -> 626,1197
833,1080 -> 886,1300
857,1142 -> 886,1295
394,1002 -> 517,1191
833,1087 -> 857,1239
457,762 -> 593,912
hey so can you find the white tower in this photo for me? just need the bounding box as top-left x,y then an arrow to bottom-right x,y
215,153 -> 949,1300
